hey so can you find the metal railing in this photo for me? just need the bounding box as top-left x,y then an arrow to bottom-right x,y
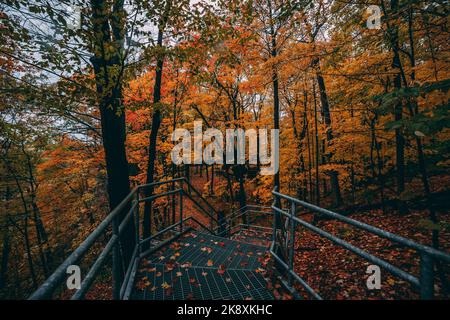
28,177 -> 218,300
213,205 -> 273,238
270,188 -> 450,300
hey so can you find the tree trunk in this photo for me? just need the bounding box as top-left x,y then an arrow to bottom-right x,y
23,217 -> 37,289
22,144 -> 51,276
143,26 -> 165,242
90,0 -> 134,264
315,59 -> 342,207
312,81 -> 321,208
390,0 -> 406,197
0,229 -> 10,289
268,0 -> 280,192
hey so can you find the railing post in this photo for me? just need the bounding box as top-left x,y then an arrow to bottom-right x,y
217,210 -> 226,237
270,194 -> 279,291
133,198 -> 140,256
112,217 -> 123,300
289,201 -> 296,287
179,189 -> 183,233
171,178 -> 176,225
210,210 -> 214,234
272,187 -> 287,274
272,198 -> 277,246
419,252 -> 434,300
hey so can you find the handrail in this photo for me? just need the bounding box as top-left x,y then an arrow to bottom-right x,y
273,206 -> 420,286
228,206 -> 272,220
138,177 -> 185,190
139,177 -> 218,225
139,188 -> 182,203
28,186 -> 139,300
182,190 -> 219,225
273,190 -> 450,262
271,188 -> 450,300
188,216 -> 215,234
213,208 -> 272,235
182,178 -> 218,215
28,177 -> 219,300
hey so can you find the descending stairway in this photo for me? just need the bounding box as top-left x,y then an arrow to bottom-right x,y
132,230 -> 274,300
230,226 -> 272,248
29,175 -> 449,301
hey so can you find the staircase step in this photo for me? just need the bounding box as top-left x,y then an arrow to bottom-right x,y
230,228 -> 272,248
144,231 -> 267,270
131,230 -> 274,300
132,263 -> 273,300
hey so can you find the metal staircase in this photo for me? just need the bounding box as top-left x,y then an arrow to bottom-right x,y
132,230 -> 272,300
28,178 -> 279,300
28,178 -> 450,300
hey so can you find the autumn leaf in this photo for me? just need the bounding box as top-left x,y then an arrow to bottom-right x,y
165,287 -> 173,296
161,282 -> 171,289
165,263 -> 175,272
282,293 -> 293,300
186,293 -> 194,300
386,278 -> 396,286
273,290 -> 281,300
207,259 -> 214,267
201,247 -> 213,254
217,264 -> 226,275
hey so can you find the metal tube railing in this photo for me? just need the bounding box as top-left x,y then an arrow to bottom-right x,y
138,188 -> 182,203
270,189 -> 450,300
269,241 -> 322,300
273,206 -> 420,286
120,245 -> 139,298
28,177 -> 219,300
28,187 -> 139,300
70,234 -> 119,300
182,190 -> 219,226
212,209 -> 272,237
179,189 -> 183,232
182,178 -> 217,215
273,190 -> 450,262
140,218 -> 184,247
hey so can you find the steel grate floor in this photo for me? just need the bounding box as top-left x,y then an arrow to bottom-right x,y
230,227 -> 272,248
131,230 -> 274,300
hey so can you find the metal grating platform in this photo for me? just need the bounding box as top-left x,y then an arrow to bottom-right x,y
132,230 -> 274,300
230,227 -> 272,248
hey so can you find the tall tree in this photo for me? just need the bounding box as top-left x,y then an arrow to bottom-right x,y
89,0 -> 134,262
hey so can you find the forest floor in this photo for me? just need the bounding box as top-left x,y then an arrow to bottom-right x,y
293,209 -> 450,299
